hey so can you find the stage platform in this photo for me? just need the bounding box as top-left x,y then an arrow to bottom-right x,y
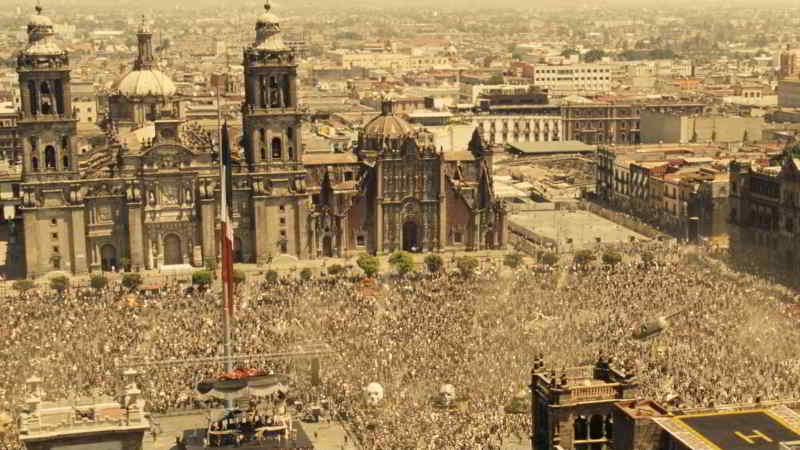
182,422 -> 314,450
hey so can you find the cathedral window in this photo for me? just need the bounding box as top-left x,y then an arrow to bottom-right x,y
271,137 -> 282,159
29,81 -> 38,116
44,146 -> 56,169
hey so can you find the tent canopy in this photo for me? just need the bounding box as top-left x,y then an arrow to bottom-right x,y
197,374 -> 290,401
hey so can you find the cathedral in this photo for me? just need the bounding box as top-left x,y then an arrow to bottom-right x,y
17,3 -> 507,278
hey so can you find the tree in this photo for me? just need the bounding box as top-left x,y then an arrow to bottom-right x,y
583,49 -> 606,63
327,264 -> 345,276
265,270 -> 279,284
50,275 -> 69,294
539,252 -> 559,266
233,269 -> 246,285
424,254 -> 444,274
560,48 -> 579,57
90,274 -> 109,290
300,268 -> 312,282
12,280 -> 34,293
357,254 -> 380,278
504,253 -> 524,269
573,250 -> 596,267
388,251 -> 415,276
122,273 -> 143,290
192,270 -> 213,289
205,259 -> 218,279
641,251 -> 656,267
456,256 -> 479,278
602,251 -> 623,267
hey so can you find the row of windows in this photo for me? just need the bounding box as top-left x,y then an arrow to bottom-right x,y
537,77 -> 610,82
536,68 -> 611,74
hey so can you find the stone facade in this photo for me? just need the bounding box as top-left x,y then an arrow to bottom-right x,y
18,4 -> 506,278
530,355 -> 638,450
729,154 -> 800,270
18,371 -> 149,450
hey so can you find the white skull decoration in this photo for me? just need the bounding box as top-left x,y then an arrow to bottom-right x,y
364,382 -> 384,406
439,384 -> 456,406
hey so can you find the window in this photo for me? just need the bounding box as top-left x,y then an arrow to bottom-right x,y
356,234 -> 365,247
50,218 -> 57,226
63,156 -> 69,169
51,232 -> 58,240
279,217 -> 286,225
280,230 -> 286,238
344,171 -> 354,181
52,246 -> 59,254
31,157 -> 39,171
44,145 -> 56,169
454,232 -> 463,244
271,137 -> 282,159
279,205 -> 286,212
30,136 -> 38,151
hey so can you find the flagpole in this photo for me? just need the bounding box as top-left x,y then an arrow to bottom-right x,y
216,84 -> 233,408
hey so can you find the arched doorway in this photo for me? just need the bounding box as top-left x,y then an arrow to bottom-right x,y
163,234 -> 182,265
100,244 -> 117,271
485,230 -> 494,249
402,221 -> 418,252
322,235 -> 333,257
234,237 -> 244,263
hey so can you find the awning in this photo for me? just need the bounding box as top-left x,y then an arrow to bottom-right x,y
3,205 -> 14,220
197,374 -> 290,401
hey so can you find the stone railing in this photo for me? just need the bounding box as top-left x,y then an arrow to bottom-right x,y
570,385 -> 618,402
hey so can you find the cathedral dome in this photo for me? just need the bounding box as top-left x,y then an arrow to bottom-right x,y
28,13 -> 53,27
363,115 -> 414,140
363,98 -> 414,140
116,69 -> 176,98
23,6 -> 62,56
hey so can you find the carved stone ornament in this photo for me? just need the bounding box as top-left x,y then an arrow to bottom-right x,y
160,184 -> 179,205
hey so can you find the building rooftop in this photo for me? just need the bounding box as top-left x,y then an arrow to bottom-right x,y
508,140 -> 597,155
654,405 -> 800,450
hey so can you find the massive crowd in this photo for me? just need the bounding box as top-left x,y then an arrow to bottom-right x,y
1,242 -> 800,449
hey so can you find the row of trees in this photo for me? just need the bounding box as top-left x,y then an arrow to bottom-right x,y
10,248 -> 653,294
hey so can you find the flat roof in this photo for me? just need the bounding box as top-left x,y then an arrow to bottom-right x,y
654,406 -> 800,450
509,140 -> 597,154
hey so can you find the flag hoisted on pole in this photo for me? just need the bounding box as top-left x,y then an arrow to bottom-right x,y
219,122 -> 235,318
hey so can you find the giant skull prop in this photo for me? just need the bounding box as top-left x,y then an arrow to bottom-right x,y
364,382 -> 384,406
439,384 -> 456,406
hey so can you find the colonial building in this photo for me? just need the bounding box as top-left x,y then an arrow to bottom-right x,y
18,371 -> 149,450
729,152 -> 799,270
530,357 -> 800,450
18,3 -> 506,277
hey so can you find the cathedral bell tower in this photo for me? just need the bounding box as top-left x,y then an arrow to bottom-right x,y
242,0 -> 303,171
17,5 -> 77,181
240,1 -> 310,263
